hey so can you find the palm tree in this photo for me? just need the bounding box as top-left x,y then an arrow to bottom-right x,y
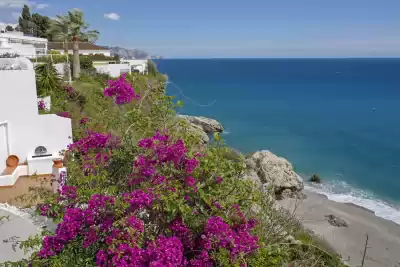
47,14 -> 70,55
47,9 -> 99,79
67,9 -> 99,79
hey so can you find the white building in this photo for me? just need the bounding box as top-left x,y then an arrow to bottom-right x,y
48,42 -> 111,56
0,57 -> 72,186
120,59 -> 148,74
93,61 -> 131,77
0,32 -> 48,57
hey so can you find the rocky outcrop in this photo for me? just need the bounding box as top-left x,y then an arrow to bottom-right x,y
241,169 -> 262,188
310,174 -> 322,183
248,151 -> 304,197
187,123 -> 210,144
178,115 -> 224,144
178,115 -> 224,134
325,214 -> 348,227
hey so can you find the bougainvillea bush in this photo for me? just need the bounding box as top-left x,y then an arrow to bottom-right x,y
32,131 -> 260,267
8,71 -> 345,267
14,73 -> 261,267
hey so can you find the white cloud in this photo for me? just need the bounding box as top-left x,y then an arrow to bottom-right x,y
104,12 -> 120,21
35,3 -> 48,9
0,0 -> 36,9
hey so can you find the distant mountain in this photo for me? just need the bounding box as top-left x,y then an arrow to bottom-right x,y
108,46 -> 158,60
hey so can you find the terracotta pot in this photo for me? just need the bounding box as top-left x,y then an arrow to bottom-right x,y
6,155 -> 19,167
53,159 -> 63,168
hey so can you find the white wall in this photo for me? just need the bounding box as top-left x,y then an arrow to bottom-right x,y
121,59 -> 148,74
56,49 -> 111,57
0,58 -> 72,174
94,63 -> 131,77
0,43 -> 36,57
0,124 -> 7,172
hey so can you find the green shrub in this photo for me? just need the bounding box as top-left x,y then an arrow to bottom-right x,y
49,50 -> 61,55
7,69 -> 345,267
35,62 -> 61,96
79,56 -> 94,70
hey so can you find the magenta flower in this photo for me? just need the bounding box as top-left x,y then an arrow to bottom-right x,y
123,189 -> 154,210
79,117 -> 89,125
147,236 -> 184,266
57,185 -> 77,201
213,201 -> 223,210
37,100 -> 46,110
169,217 -> 194,249
38,208 -> 85,258
37,130 -> 261,264
184,157 -> 199,173
104,74 -> 139,105
56,111 -> 71,118
185,176 -> 196,187
64,85 -> 74,95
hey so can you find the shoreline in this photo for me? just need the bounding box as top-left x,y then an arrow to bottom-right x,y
303,180 -> 400,226
219,127 -> 400,226
176,114 -> 400,266
279,189 -> 400,267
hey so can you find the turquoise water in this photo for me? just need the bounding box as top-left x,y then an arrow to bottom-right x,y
156,58 -> 400,223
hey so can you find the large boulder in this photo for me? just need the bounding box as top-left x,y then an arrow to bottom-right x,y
249,151 -> 303,197
178,115 -> 224,133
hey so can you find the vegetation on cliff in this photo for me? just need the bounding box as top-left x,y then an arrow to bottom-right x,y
1,65 -> 345,267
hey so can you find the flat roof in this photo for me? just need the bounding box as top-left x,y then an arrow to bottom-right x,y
0,33 -> 48,43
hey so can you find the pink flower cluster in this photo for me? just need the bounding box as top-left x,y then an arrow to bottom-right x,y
38,207 -> 85,257
132,131 -> 199,189
38,194 -> 116,258
37,203 -> 57,217
37,100 -> 46,110
104,74 -> 140,105
38,132 -> 259,266
123,190 -> 154,210
202,216 -> 258,259
64,85 -> 74,96
56,185 -> 77,203
67,131 -> 120,174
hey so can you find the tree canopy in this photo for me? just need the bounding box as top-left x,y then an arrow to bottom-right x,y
17,4 -> 50,38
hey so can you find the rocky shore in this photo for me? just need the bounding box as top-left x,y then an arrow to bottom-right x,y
178,115 -> 224,144
179,115 -> 304,199
182,115 -> 400,267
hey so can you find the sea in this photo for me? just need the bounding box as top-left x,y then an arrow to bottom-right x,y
156,58 -> 400,225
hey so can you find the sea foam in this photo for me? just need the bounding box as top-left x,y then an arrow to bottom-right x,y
305,180 -> 400,225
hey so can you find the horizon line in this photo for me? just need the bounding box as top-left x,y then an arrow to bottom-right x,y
155,57 -> 400,60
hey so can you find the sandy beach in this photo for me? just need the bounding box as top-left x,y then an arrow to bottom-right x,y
279,190 -> 400,267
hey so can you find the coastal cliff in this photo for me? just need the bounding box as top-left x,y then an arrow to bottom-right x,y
181,115 -> 400,267
180,115 -> 304,199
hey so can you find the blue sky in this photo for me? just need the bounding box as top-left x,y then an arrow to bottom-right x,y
1,0 -> 400,58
